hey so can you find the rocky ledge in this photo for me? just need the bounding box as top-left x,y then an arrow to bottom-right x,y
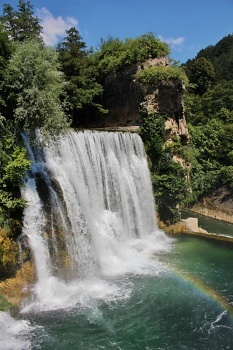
165,217 -> 233,244
190,186 -> 233,224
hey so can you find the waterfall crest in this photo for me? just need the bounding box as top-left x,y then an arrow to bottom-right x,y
21,130 -> 170,311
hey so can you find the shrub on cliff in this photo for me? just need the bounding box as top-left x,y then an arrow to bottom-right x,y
136,65 -> 188,88
93,33 -> 170,76
139,111 -> 188,223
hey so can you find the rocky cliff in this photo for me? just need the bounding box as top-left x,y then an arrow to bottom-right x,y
87,57 -> 189,143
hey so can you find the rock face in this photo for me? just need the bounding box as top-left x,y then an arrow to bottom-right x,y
87,57 -> 189,143
191,186 -> 233,224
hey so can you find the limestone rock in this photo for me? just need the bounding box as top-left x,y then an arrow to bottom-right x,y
191,186 -> 233,224
85,57 -> 189,146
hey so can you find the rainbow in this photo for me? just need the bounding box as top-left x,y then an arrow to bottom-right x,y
168,265 -> 233,316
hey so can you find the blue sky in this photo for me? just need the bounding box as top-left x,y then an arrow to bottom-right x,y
1,0 -> 233,63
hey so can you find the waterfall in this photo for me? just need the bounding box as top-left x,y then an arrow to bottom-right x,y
21,130 -> 170,311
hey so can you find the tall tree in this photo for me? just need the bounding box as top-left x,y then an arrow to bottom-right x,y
0,0 -> 42,42
57,27 -> 86,77
6,40 -> 69,137
57,27 -> 105,125
189,57 -> 215,95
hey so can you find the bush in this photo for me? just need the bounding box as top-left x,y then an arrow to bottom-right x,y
94,33 -> 170,76
140,112 -> 188,223
136,65 -> 188,88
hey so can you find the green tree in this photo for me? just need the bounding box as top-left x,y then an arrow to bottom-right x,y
189,119 -> 224,164
0,116 -> 30,278
57,27 -> 105,125
189,57 -> 215,95
0,117 -> 31,224
6,40 -> 69,137
57,27 -> 86,76
1,0 -> 42,42
184,79 -> 233,125
182,120 -> 229,204
184,35 -> 233,83
197,34 -> 233,81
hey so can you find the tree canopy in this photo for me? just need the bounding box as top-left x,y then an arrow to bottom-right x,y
93,33 -> 170,76
57,27 -> 105,125
182,34 -> 233,206
6,40 -> 69,137
0,0 -> 42,42
188,57 -> 215,95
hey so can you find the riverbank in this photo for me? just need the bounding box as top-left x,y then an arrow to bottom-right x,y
164,216 -> 233,244
190,186 -> 233,224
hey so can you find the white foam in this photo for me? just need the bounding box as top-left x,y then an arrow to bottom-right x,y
0,311 -> 35,350
21,277 -> 132,312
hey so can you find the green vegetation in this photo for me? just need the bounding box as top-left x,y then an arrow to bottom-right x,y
187,57 -> 215,95
185,34 -> 233,82
7,40 -> 69,137
0,0 -> 42,42
136,65 -> 188,88
93,33 -> 170,76
55,30 -> 170,125
56,27 -> 106,125
0,294 -> 12,310
139,111 -> 188,223
0,117 -> 31,223
0,226 -> 19,278
138,34 -> 233,222
182,34 -> 233,206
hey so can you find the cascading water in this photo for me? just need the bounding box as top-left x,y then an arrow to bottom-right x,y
20,130 -> 170,311
2,130 -> 233,350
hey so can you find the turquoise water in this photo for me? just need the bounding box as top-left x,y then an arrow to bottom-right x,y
11,235 -> 233,350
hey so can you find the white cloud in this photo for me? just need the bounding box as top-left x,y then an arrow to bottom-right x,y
37,7 -> 78,46
158,35 -> 185,51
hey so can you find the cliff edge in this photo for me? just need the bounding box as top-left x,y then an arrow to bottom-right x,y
86,57 -> 189,144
